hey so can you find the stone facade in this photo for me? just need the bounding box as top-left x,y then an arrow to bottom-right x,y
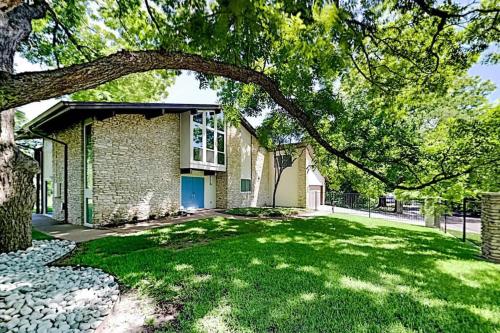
218,125 -> 271,209
46,110 -> 320,224
52,122 -> 84,225
481,192 -> 500,262
92,114 -> 181,224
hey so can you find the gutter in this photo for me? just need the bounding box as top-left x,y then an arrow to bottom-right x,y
27,127 -> 68,224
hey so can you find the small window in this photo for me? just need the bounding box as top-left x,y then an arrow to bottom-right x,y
241,179 -> 251,192
277,155 -> 293,168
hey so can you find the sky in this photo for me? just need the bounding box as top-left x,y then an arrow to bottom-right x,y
15,54 -> 500,128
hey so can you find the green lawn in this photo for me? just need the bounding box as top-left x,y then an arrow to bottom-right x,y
32,229 -> 53,240
445,228 -> 482,247
65,215 -> 500,332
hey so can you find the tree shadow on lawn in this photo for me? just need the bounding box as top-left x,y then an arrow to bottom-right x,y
67,216 -> 500,333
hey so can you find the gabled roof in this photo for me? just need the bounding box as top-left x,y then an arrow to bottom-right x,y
17,101 -> 257,139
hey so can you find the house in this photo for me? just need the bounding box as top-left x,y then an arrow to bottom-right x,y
19,102 -> 325,226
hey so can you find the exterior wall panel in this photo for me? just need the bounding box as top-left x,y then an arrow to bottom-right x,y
92,113 -> 181,224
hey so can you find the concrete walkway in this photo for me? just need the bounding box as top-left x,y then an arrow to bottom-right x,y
33,210 -> 223,243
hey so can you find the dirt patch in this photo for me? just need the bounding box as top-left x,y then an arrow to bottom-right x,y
96,290 -> 182,333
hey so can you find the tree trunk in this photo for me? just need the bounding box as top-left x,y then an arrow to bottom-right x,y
0,2 -> 43,253
0,110 -> 39,252
272,182 -> 278,208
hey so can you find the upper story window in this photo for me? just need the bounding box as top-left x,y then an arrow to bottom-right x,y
191,111 -> 225,165
276,154 -> 293,168
193,113 -> 203,124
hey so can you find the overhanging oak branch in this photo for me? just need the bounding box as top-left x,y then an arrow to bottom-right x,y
0,49 -> 464,190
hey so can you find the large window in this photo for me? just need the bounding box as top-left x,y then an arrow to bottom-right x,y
191,111 -> 225,165
240,179 -> 251,193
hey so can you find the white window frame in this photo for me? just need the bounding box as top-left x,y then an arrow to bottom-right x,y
190,111 -> 225,166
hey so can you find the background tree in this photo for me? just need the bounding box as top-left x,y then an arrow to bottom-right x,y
70,70 -> 175,102
0,0 -> 498,252
258,111 -> 304,208
315,74 -> 499,202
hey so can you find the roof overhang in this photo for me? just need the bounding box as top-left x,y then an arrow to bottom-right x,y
17,101 -> 222,139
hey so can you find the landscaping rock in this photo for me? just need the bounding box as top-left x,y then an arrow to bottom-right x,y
0,240 -> 119,333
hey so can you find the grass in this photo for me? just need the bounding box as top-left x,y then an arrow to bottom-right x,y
225,206 -> 301,217
445,229 -> 482,247
32,229 -> 53,240
65,215 -> 500,332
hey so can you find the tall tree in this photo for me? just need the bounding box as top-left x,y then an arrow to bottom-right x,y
0,0 -> 498,252
0,2 -> 44,252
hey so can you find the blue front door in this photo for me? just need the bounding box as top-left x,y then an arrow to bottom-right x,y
181,176 -> 204,209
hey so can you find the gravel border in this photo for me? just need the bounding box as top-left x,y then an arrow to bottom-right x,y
0,240 -> 119,333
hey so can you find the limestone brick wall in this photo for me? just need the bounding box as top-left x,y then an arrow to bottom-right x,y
52,122 -> 84,225
92,113 -> 181,224
220,125 -> 271,209
216,171 -> 227,209
481,192 -> 500,262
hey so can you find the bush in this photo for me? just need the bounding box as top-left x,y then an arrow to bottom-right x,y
225,207 -> 301,217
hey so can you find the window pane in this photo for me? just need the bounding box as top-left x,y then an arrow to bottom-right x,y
278,155 -> 292,168
193,147 -> 202,161
207,150 -> 214,163
216,112 -> 224,131
217,152 -> 225,165
193,125 -> 203,148
193,113 -> 203,124
240,179 -> 251,192
206,129 -> 214,150
207,112 -> 215,128
217,133 -> 224,153
86,198 -> 93,224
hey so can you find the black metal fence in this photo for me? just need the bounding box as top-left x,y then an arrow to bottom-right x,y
326,192 -> 481,245
326,192 -> 425,221
440,198 -> 481,246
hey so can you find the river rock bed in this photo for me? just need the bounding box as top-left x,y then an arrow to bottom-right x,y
0,240 -> 119,333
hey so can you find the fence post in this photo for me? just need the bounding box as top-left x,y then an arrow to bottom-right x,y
462,198 -> 467,242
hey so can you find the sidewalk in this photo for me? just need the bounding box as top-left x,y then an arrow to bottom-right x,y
32,210 -> 223,243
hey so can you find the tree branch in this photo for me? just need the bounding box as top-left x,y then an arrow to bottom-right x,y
0,49 -> 473,191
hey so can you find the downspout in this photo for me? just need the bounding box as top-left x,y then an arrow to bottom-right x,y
28,128 -> 68,224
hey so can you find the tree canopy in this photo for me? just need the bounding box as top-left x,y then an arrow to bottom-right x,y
2,0 -> 499,191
